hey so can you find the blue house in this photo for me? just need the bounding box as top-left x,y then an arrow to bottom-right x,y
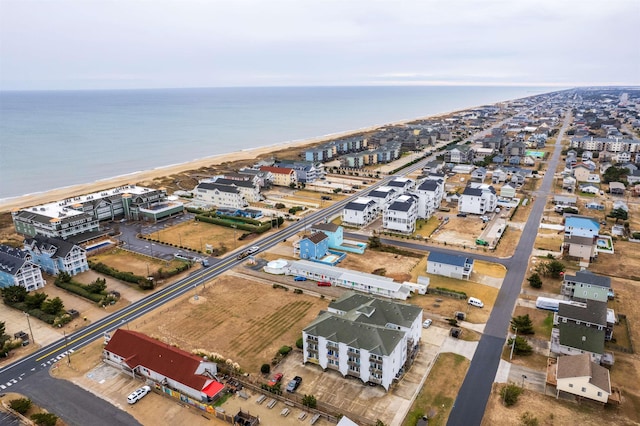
23,235 -> 89,276
0,245 -> 46,291
297,232 -> 330,261
310,222 -> 343,247
310,222 -> 366,254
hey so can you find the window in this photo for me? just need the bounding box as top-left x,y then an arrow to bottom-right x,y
568,384 -> 573,388
597,391 -> 602,397
581,387 -> 586,392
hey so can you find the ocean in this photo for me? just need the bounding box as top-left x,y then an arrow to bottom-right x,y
0,86 -> 559,200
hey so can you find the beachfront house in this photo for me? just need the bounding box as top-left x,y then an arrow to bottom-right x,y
211,177 -> 261,203
426,252 -> 474,280
194,182 -> 247,209
103,329 -> 222,403
500,183 -> 516,199
23,235 -> 89,276
383,194 -> 418,234
259,166 -> 297,187
0,245 -> 46,291
302,292 -> 422,391
12,185 -> 183,239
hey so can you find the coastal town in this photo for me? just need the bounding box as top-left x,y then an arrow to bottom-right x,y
2,87 -> 640,426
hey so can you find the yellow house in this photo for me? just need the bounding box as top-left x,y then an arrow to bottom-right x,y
259,166 -> 297,187
556,353 -> 611,403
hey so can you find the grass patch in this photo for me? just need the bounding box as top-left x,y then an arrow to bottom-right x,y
213,392 -> 232,407
415,217 -> 441,238
473,261 -> 507,278
402,353 -> 469,426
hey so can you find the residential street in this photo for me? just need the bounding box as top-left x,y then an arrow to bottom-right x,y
447,108 -> 570,425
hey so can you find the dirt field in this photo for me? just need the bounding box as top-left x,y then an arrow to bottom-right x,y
150,220 -> 269,254
482,383 -> 637,426
90,248 -> 193,278
130,274 -> 328,373
339,251 -> 422,282
589,240 -> 640,281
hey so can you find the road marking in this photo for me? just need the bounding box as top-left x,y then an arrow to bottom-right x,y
5,382 -> 11,387
0,384 -> 5,389
36,256 -> 236,362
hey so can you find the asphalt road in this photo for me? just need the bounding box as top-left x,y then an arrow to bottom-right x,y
0,160 -> 434,424
447,109 -> 570,426
0,108 -> 554,424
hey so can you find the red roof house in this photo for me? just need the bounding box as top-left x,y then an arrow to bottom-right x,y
103,329 -> 221,401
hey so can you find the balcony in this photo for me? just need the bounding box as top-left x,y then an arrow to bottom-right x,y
347,348 -> 360,356
369,365 -> 383,374
347,359 -> 360,367
368,376 -> 382,384
326,342 -> 339,351
327,352 -> 339,361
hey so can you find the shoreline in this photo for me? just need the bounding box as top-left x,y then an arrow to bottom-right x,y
0,94 -> 527,213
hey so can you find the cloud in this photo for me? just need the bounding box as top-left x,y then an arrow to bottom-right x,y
1,0 -> 638,89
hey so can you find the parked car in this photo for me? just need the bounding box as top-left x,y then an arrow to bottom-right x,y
294,276 -> 307,281
457,212 -> 467,217
267,373 -> 283,387
286,376 -> 302,393
317,281 -> 331,287
127,385 -> 151,404
422,319 -> 432,329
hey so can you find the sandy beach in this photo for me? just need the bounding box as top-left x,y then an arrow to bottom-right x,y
0,105 -> 471,214
0,122 -> 396,213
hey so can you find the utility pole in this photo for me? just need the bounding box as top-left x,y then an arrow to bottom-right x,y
25,312 -> 35,345
509,328 -> 518,361
63,331 -> 71,365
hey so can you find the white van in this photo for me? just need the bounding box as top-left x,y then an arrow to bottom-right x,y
468,297 -> 484,308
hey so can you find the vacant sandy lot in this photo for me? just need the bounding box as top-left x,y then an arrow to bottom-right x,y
339,251 -> 422,282
131,274 -> 329,373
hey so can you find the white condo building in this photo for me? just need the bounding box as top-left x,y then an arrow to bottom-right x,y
303,292 -> 422,391
458,183 -> 497,215
194,182 -> 248,209
383,194 -> 418,233
342,197 -> 378,226
414,176 -> 445,219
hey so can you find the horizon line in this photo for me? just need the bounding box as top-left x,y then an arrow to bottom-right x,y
1,82 -> 639,93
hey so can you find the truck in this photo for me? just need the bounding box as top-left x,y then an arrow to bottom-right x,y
237,251 -> 250,260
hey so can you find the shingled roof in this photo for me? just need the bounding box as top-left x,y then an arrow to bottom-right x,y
104,330 -> 212,392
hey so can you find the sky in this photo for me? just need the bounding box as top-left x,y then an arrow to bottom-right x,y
1,0 -> 639,90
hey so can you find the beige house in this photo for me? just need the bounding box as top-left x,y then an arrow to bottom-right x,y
556,353 -> 611,403
259,166 -> 297,187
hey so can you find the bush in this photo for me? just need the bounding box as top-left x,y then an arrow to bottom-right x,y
54,279 -> 104,303
500,383 -> 523,406
293,288 -> 303,294
302,394 -> 317,409
527,273 -> 542,289
30,413 -> 59,426
278,346 -> 292,355
295,337 -> 303,349
520,411 -> 539,426
261,363 -> 271,374
9,397 -> 32,414
89,261 -> 145,284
